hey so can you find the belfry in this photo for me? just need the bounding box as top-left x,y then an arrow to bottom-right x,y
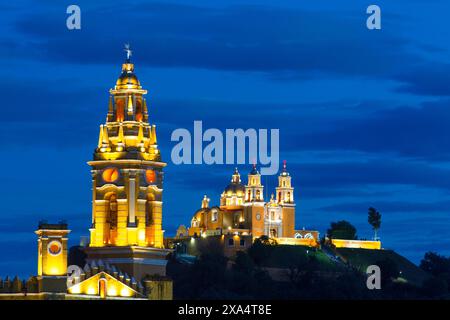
85,47 -> 170,280
0,47 -> 173,300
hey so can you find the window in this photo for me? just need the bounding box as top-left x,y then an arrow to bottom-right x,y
116,99 -> 125,122
107,193 -> 118,228
228,238 -> 234,246
240,239 -> 245,246
211,210 -> 218,222
135,99 -> 143,122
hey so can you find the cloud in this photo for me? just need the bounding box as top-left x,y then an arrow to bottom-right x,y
318,200 -> 450,214
288,99 -> 450,160
11,2 -> 422,81
394,63 -> 450,96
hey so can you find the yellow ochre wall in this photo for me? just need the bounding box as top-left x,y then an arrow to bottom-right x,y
331,239 -> 381,250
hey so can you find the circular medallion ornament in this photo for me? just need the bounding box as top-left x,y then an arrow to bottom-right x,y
102,168 -> 119,182
256,213 -> 261,221
145,169 -> 156,184
47,240 -> 62,256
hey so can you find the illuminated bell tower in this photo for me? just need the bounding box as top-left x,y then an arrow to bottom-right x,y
88,48 -> 165,249
244,164 -> 265,238
276,161 -> 296,237
35,221 -> 70,292
85,48 -> 170,280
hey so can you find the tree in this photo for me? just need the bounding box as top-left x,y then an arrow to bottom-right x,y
233,251 -> 255,275
368,207 -> 381,240
420,252 -> 450,276
327,220 -> 357,240
248,238 -> 270,266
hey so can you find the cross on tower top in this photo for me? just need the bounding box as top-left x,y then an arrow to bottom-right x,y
124,43 -> 132,61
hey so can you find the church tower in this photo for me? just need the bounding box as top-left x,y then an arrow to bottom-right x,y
244,164 -> 265,237
275,161 -> 295,237
88,48 -> 164,248
85,47 -> 169,280
35,221 -> 70,292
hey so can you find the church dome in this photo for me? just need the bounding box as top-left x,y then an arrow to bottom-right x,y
249,164 -> 259,175
224,168 -> 245,195
224,182 -> 245,194
115,62 -> 142,90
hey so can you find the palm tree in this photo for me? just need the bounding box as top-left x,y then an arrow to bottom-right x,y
368,207 -> 381,240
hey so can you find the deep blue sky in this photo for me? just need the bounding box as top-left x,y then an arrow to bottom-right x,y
1,0 -> 450,277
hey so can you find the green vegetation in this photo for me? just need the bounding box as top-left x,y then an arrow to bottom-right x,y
249,240 -> 339,271
335,247 -> 429,286
419,252 -> 450,298
168,233 -> 450,299
327,220 -> 357,240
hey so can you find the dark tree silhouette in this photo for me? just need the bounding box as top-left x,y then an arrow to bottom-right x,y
327,220 -> 357,240
368,207 -> 381,240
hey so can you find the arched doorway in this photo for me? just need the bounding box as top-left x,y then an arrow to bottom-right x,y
270,228 -> 277,238
98,278 -> 107,299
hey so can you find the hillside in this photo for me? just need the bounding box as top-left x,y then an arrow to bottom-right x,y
334,247 -> 430,286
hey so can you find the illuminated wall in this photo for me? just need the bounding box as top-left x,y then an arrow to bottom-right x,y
331,239 -> 381,250
67,272 -> 139,298
275,237 -> 319,247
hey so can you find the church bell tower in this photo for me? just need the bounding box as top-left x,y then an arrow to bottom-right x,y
276,161 -> 295,237
85,47 -> 169,280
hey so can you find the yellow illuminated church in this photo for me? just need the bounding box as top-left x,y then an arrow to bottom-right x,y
181,162 -> 320,251
0,49 -> 172,300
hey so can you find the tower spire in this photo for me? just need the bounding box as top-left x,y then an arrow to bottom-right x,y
150,125 -> 157,145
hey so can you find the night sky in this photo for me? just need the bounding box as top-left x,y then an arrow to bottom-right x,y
1,0 -> 450,277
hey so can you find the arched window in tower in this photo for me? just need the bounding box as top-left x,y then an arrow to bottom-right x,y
278,192 -> 281,203
256,190 -> 261,200
283,181 -> 286,187
135,99 -> 143,122
107,193 -> 118,228
247,190 -> 251,201
116,98 -> 125,122
146,193 -> 155,226
286,192 -> 291,203
109,193 -> 118,228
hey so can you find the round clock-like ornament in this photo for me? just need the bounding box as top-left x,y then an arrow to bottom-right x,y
48,240 -> 62,256
256,213 -> 261,221
102,168 -> 119,182
145,169 -> 156,184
